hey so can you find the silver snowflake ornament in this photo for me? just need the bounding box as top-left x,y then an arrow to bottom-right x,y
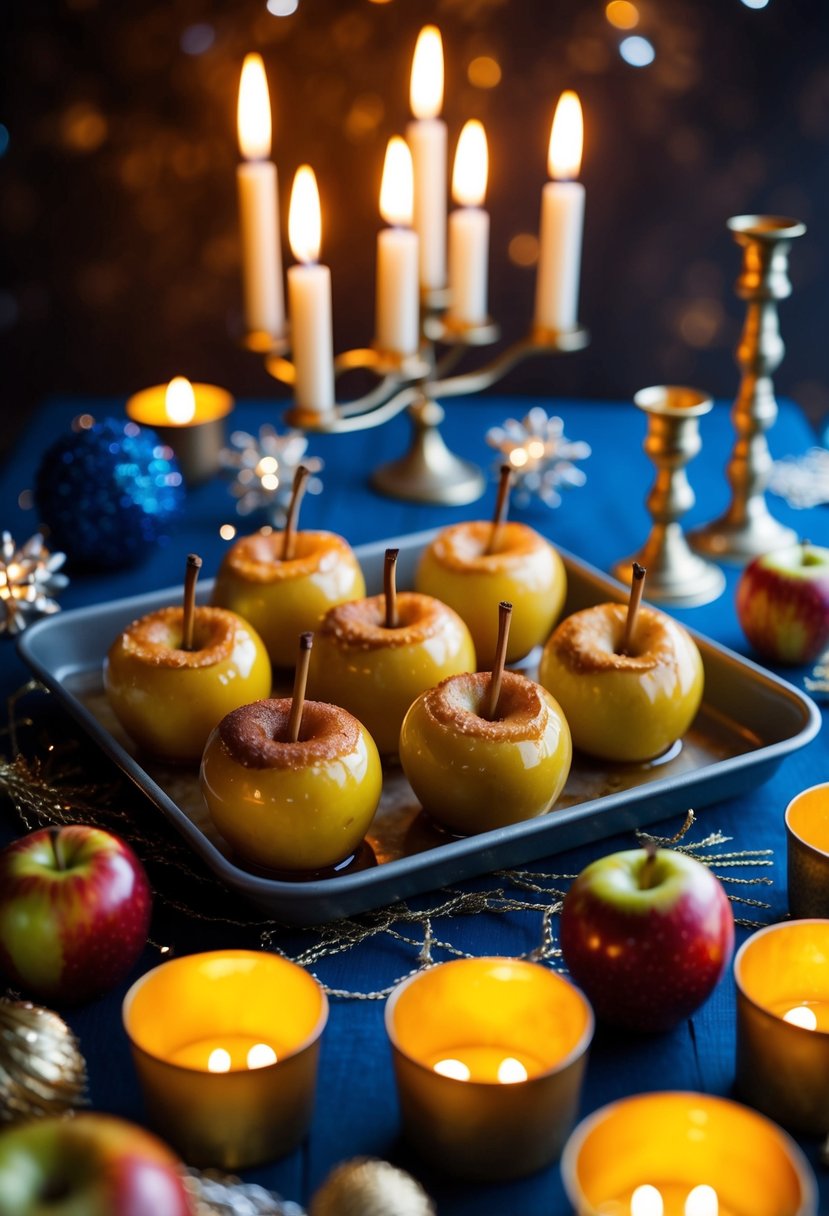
769,447 -> 829,510
222,427 -> 323,527
0,532 -> 69,637
486,407 -> 591,509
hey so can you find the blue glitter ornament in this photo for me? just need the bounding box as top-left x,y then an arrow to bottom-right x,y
35,418 -> 184,569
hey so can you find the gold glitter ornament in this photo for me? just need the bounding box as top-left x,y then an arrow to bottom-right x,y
0,998 -> 88,1124
309,1158 -> 435,1216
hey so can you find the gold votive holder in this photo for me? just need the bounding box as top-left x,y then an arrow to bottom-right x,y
786,784 -> 829,918
735,920 -> 829,1135
561,1090 -> 816,1216
384,957 -> 593,1181
122,949 -> 328,1169
126,381 -> 234,484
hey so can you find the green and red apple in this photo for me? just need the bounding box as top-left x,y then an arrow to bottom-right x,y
560,847 -> 734,1032
736,541 -> 829,665
0,1114 -> 192,1216
0,826 -> 151,1005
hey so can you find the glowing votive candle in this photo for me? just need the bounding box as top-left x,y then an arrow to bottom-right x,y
534,90 -> 585,334
375,136 -> 419,357
123,950 -> 328,1169
447,119 -> 490,327
406,25 -> 447,293
735,919 -> 829,1135
561,1091 -> 816,1216
125,376 -> 233,484
287,166 -> 335,420
786,783 -> 829,918
385,957 -> 593,1180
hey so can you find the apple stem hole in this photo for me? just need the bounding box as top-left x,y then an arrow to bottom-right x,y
639,841 -> 661,890
282,465 -> 311,562
485,601 -> 513,720
47,826 -> 66,872
486,465 -> 513,555
384,548 -> 400,629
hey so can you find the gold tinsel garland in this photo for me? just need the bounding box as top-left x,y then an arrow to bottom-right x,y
0,998 -> 88,1124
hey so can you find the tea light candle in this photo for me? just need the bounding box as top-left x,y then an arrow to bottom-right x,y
237,53 -> 285,345
786,783 -> 829,918
287,166 -> 335,420
534,90 -> 585,335
385,957 -> 593,1180
735,919 -> 829,1135
447,119 -> 490,327
561,1091 -> 816,1216
125,376 -> 233,484
122,950 -> 328,1169
375,136 -> 419,357
407,25 -> 447,293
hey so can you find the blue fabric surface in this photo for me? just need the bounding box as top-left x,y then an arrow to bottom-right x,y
0,394 -> 827,1214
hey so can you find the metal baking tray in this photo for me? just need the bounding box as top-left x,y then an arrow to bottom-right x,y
18,529 -> 821,925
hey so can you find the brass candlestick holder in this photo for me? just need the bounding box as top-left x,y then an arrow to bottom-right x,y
613,386 -> 725,606
689,214 -> 805,564
253,299 -> 588,506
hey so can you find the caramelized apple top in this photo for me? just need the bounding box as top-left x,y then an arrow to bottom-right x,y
222,530 -> 356,582
426,521 -> 548,569
114,606 -> 241,668
218,698 -> 360,768
421,670 -> 549,740
320,592 -> 464,650
548,603 -> 690,673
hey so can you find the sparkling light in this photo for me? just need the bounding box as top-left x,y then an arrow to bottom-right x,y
246,1043 -> 278,1069
619,36 -> 656,67
237,54 -> 272,161
380,137 -> 414,226
783,1005 -> 818,1030
606,1 -> 639,28
497,1056 -> 528,1084
548,91 -> 583,181
289,166 -> 322,264
631,1185 -> 664,1216
410,26 -> 444,119
468,56 -> 501,89
741,0 -> 770,7
452,120 -> 488,208
165,377 -> 196,425
685,1184 -> 719,1216
207,1048 -> 232,1073
219,524 -> 237,541
266,0 -> 299,13
433,1058 -> 471,1081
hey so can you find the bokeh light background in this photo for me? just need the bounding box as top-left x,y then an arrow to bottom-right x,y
1,0 -> 827,453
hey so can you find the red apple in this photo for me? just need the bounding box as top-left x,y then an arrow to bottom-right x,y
736,542 -> 829,665
0,1113 -> 192,1216
560,847 -> 734,1032
0,826 -> 151,1005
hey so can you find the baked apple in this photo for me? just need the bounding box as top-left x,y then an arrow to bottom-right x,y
105,554 -> 272,764
415,470 -> 566,667
307,549 -> 476,758
212,469 -> 364,667
538,570 -> 703,763
200,686 -> 382,874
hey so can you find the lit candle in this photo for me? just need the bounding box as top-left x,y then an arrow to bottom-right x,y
786,782 -> 829,918
406,25 -> 447,293
561,1091 -> 815,1216
237,54 -> 285,343
447,119 -> 490,326
375,136 -> 420,357
123,950 -> 328,1169
287,166 -> 335,419
385,957 -> 593,1181
735,919 -> 829,1135
125,376 -> 234,484
534,90 -> 585,334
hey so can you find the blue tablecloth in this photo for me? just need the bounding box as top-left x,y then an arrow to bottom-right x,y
0,394 -> 827,1215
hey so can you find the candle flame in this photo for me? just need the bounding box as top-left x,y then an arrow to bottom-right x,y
433,1058 -> 471,1081
685,1185 -> 719,1216
207,1048 -> 232,1073
783,1005 -> 818,1031
246,1043 -> 278,1069
548,90 -> 583,180
237,53 -> 272,161
380,136 -> 414,226
496,1056 -> 528,1084
289,165 -> 322,264
452,119 -> 488,207
630,1184 -> 664,1216
410,26 -> 444,119
165,377 -> 197,425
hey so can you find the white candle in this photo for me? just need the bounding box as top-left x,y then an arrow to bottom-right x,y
406,26 -> 447,292
376,137 -> 419,356
237,54 -> 285,340
448,119 -> 490,325
287,166 -> 334,417
534,90 -> 585,333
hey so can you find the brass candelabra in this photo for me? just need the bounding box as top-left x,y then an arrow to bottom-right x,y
249,297 -> 588,506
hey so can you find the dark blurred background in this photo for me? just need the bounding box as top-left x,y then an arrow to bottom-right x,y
2,0 -> 828,455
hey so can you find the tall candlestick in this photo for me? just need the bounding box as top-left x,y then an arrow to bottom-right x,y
534,91 -> 585,334
375,137 -> 419,357
287,166 -> 335,418
406,25 -> 447,293
448,119 -> 490,326
237,54 -> 285,342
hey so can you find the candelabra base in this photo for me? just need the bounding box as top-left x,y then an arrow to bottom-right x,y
688,513 -> 797,566
370,398 -> 485,505
613,527 -> 726,608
